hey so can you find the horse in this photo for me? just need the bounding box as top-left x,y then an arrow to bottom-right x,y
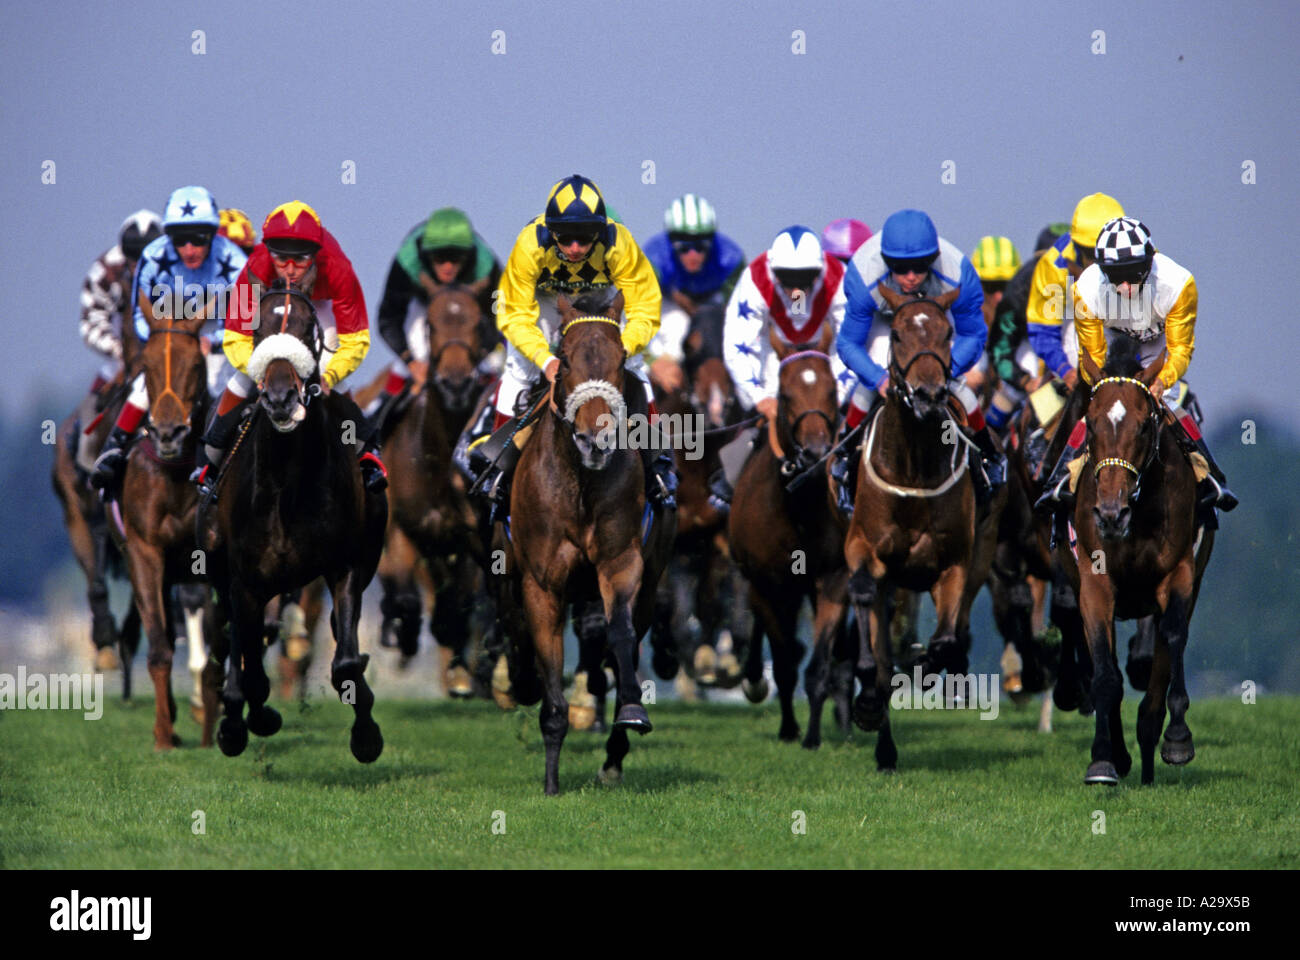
109,305 -> 218,749
492,292 -> 675,794
373,283 -> 495,695
199,277 -> 388,762
728,344 -> 851,748
842,285 -> 978,771
1065,347 -> 1215,785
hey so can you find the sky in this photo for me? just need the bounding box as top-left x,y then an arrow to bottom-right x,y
2,0 -> 1296,432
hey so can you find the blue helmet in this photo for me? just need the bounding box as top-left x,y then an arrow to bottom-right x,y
544,175 -> 607,231
880,209 -> 939,260
162,186 -> 220,230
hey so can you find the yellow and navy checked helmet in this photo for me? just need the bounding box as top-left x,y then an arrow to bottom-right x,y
545,175 -> 607,231
971,235 -> 1021,283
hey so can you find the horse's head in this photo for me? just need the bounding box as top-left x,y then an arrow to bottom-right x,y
424,280 -> 489,414
689,356 -> 737,430
879,284 -> 960,421
247,278 -> 322,432
140,310 -> 207,459
554,291 -> 626,471
775,349 -> 838,472
1080,346 -> 1165,540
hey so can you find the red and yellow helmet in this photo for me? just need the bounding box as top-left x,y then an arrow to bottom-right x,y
218,208 -> 257,250
261,201 -> 324,251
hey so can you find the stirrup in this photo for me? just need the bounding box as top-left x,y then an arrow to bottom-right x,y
707,470 -> 733,511
191,464 -> 218,502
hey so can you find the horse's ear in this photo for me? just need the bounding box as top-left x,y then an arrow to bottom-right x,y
608,291 -> 625,319
877,283 -> 907,312
555,294 -> 574,320
934,286 -> 961,312
467,275 -> 492,299
1139,349 -> 1168,390
1079,350 -> 1103,386
417,271 -> 440,300
298,263 -> 318,297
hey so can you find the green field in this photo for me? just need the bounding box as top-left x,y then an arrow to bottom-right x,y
2,693 -> 1296,869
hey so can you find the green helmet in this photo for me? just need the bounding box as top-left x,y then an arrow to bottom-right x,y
664,194 -> 716,235
421,207 -> 475,252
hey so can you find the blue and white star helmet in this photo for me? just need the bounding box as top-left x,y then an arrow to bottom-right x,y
1094,216 -> 1154,267
162,186 -> 220,230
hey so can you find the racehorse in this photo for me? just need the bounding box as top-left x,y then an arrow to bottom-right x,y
200,277 -> 388,762
728,344 -> 851,748
112,306 -> 215,749
842,285 -> 976,771
1065,347 -> 1214,785
374,283 -> 494,694
493,292 -> 675,794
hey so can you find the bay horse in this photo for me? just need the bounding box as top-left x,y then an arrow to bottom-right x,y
375,283 -> 494,694
200,277 -> 388,762
494,292 -> 675,794
112,306 -> 217,749
728,345 -> 851,748
1066,347 -> 1214,785
843,285 -> 975,771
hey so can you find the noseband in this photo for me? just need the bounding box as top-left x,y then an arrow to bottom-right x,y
258,287 -> 324,409
1088,375 -> 1162,501
777,350 -> 836,475
553,316 -> 627,438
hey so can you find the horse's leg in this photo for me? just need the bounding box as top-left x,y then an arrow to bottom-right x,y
740,582 -> 769,703
868,586 -> 898,771
1125,615 -> 1156,692
848,564 -> 885,730
73,506 -> 118,664
601,553 -> 653,735
750,587 -> 800,741
242,589 -> 282,740
126,543 -> 178,750
1159,562 -> 1196,768
200,589 -> 228,748
1136,629 -> 1171,785
378,526 -> 422,661
119,594 -> 142,702
1079,571 -> 1122,784
432,557 -> 477,697
522,573 -> 567,795
926,564 -> 969,677
802,580 -> 846,751
330,567 -> 382,763
217,582 -> 259,758
180,584 -> 208,719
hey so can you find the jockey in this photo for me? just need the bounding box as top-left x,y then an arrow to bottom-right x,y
982,224 -> 1068,435
74,209 -> 162,472
194,200 -> 388,498
835,209 -> 1004,507
643,194 -> 746,391
821,218 -> 874,264
1035,217 -> 1237,513
708,225 -> 861,507
1027,193 -> 1124,391
90,188 -> 247,491
964,234 -> 1022,395
462,174 -> 675,515
367,207 -> 503,432
218,209 -> 258,255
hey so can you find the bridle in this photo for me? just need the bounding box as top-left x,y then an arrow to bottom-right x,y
552,316 -> 627,440
145,319 -> 205,456
887,296 -> 953,416
259,287 -> 324,409
1087,374 -> 1162,501
776,350 -> 837,477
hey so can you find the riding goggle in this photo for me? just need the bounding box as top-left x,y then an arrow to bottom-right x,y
169,230 -> 214,249
671,235 -> 713,255
427,246 -> 469,264
267,247 -> 316,266
553,231 -> 599,248
1100,261 -> 1151,286
883,254 -> 937,276
773,268 -> 821,291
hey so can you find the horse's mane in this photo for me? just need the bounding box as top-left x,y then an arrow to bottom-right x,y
1100,334 -> 1144,378
571,289 -> 617,316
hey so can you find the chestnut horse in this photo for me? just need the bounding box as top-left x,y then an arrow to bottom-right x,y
843,286 -> 975,771
200,278 -> 388,762
494,292 -> 675,794
728,347 -> 851,748
1066,347 -> 1214,785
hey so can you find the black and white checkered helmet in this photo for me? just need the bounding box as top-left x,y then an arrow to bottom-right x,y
1094,216 -> 1154,267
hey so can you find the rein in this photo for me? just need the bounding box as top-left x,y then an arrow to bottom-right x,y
861,403 -> 969,498
888,298 -> 954,415
147,319 -> 203,425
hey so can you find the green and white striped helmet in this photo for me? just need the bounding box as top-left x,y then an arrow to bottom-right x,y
664,194 -> 716,235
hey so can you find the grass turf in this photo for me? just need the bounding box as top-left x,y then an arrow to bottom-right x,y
1,692 -> 1296,868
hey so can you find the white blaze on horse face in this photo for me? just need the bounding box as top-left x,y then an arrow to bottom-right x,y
1107,399 -> 1127,432
801,369 -> 817,385
912,312 -> 929,329
272,305 -> 289,316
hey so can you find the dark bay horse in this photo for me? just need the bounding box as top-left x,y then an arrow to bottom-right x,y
112,307 -> 217,749
200,278 -> 388,762
494,293 -> 675,794
843,285 -> 975,771
1066,348 -> 1214,785
375,283 -> 493,693
728,347 -> 850,748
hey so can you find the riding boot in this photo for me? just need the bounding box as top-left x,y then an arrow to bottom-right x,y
1172,408 -> 1238,512
643,449 -> 678,511
707,425 -> 759,510
190,402 -> 252,501
971,424 -> 1008,496
468,415 -> 525,522
89,425 -> 135,491
829,422 -> 861,516
1033,421 -> 1086,514
453,401 -> 496,481
331,391 -> 388,494
366,377 -> 411,447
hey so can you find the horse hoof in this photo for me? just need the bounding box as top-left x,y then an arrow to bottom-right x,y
490,655 -> 517,710
597,766 -> 622,787
651,648 -> 679,680
801,737 -> 821,751
742,677 -> 769,704
568,703 -> 596,731
1161,736 -> 1194,766
190,703 -> 205,725
1002,671 -> 1024,695
716,653 -> 743,688
350,718 -> 384,764
779,724 -> 801,742
217,718 -> 248,757
445,665 -> 474,699
1084,761 -> 1119,785
247,705 -> 282,738
693,645 -> 718,685
95,646 -> 120,672
613,703 -> 652,734
1126,656 -> 1153,692
853,694 -> 887,732
674,672 -> 700,702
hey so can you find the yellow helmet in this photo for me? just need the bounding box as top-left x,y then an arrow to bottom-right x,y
971,235 -> 1021,283
1069,193 -> 1124,250
218,208 -> 257,250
